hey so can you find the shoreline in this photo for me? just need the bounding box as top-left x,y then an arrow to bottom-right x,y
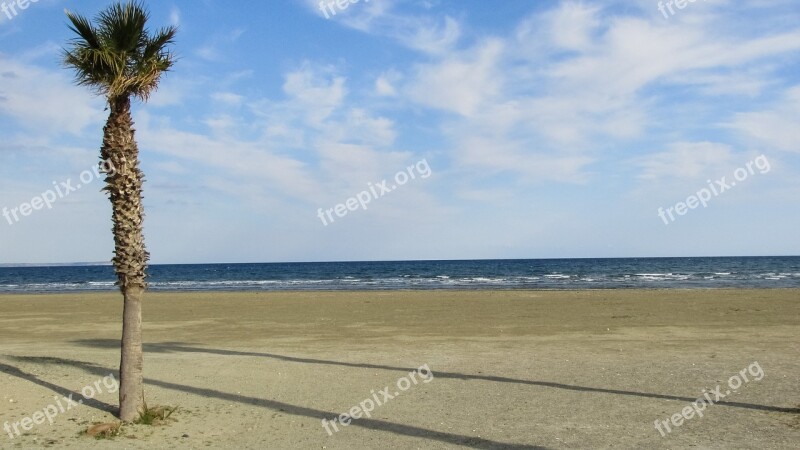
2,286 -> 800,296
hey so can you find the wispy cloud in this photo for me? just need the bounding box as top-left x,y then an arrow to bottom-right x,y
195,27 -> 247,62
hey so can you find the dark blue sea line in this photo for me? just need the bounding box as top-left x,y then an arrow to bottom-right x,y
0,257 -> 799,293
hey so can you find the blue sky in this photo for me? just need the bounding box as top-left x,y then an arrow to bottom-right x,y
0,0 -> 798,264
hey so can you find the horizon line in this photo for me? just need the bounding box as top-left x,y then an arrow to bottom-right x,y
1,255 -> 798,268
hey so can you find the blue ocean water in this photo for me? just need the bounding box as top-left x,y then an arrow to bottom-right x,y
0,257 -> 799,293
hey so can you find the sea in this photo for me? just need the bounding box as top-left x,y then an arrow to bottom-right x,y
0,256 -> 798,293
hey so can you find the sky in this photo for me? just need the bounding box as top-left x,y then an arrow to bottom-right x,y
0,0 -> 798,264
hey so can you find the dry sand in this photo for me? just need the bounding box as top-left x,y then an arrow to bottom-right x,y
0,289 -> 798,449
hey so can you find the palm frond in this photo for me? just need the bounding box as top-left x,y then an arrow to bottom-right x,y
62,1 -> 177,102
142,26 -> 177,61
65,10 -> 100,49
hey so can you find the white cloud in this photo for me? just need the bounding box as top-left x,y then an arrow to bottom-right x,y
137,114 -> 321,201
407,39 -> 504,116
281,64 -> 347,125
211,92 -> 245,106
454,133 -> 594,183
402,15 -> 461,55
147,75 -> 196,107
664,69 -> 773,97
548,2 -> 601,52
195,28 -> 247,62
375,69 -> 402,97
324,109 -> 396,147
375,75 -> 397,96
169,6 -> 181,26
637,142 -> 734,180
305,0 -> 461,55
727,86 -> 800,153
0,57 -> 103,135
134,62 -> 407,214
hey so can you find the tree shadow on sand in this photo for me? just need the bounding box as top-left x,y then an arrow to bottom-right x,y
0,359 -> 117,414
73,339 -> 800,415
2,354 -> 547,450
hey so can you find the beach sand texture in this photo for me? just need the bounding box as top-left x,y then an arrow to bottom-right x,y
0,289 -> 798,449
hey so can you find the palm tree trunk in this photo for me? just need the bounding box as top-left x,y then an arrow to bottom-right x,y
119,285 -> 144,421
102,96 -> 149,422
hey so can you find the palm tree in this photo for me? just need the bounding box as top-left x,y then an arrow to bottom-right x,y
62,1 -> 176,422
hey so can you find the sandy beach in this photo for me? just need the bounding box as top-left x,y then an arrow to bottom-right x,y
0,289 -> 798,449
